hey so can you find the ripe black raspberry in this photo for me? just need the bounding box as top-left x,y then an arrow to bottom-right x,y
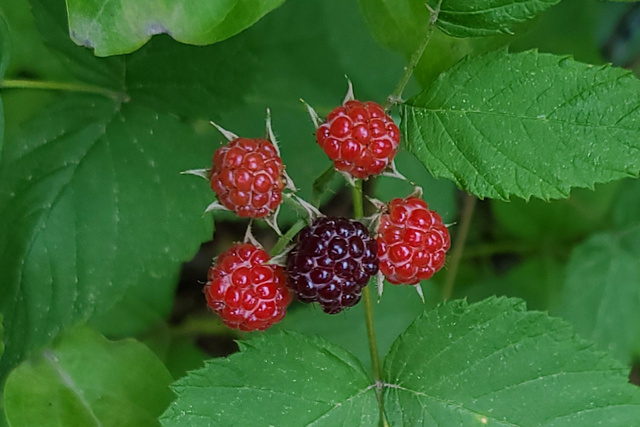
286,217 -> 378,314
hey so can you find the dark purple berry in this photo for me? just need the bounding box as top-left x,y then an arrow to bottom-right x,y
286,216 -> 379,314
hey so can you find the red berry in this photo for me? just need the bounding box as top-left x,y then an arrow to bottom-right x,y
210,138 -> 285,218
376,197 -> 450,285
316,100 -> 400,179
286,217 -> 378,314
204,243 -> 291,331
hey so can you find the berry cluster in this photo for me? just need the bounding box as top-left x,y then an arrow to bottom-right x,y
286,217 -> 378,314
189,92 -> 450,332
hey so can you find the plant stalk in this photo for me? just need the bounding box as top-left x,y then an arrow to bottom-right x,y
0,79 -> 129,102
442,193 -> 477,300
384,0 -> 443,111
352,180 -> 388,427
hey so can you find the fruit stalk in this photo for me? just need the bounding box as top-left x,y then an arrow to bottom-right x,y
384,0 -> 443,110
352,180 -> 388,427
442,193 -> 477,300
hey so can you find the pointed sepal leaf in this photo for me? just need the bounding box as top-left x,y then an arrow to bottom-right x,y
4,327 -> 173,426
383,297 -> 640,425
161,331 -> 379,426
402,49 -> 640,200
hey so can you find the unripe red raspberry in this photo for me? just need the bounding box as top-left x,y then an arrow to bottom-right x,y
204,243 -> 291,331
377,197 -> 450,285
316,100 -> 400,179
286,217 -> 378,314
210,138 -> 285,218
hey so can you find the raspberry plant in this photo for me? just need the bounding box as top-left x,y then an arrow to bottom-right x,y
1,0 -> 640,426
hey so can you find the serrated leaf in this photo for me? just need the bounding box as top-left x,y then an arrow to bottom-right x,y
65,0 -> 285,57
557,230 -> 640,364
357,1 -> 511,89
383,297 -> 640,425
4,327 -> 173,427
432,0 -> 561,38
403,49 -> 640,201
274,282 -> 439,369
160,331 -> 379,426
0,0 -> 405,382
0,95 -> 214,378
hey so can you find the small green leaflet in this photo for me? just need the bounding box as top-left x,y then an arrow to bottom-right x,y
65,0 -> 285,56
384,297 -> 640,425
4,327 -> 173,427
432,0 -> 561,37
402,49 -> 640,200
160,331 -> 379,426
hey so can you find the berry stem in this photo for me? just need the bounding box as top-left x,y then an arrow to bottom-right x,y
271,218 -> 306,256
352,180 -> 389,427
1,79 -> 129,102
384,0 -> 443,111
442,193 -> 477,300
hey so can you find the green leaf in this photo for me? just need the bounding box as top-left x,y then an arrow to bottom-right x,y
509,0 -> 604,65
557,229 -> 640,364
65,0 -> 285,56
4,327 -> 173,427
460,257 -> 564,311
402,49 -> 640,201
432,0 -> 561,38
384,297 -> 640,425
0,95 -> 214,378
613,177 -> 640,229
160,331 -> 379,426
491,181 -> 621,244
357,1 -> 511,88
1,0 -> 404,381
356,0 -> 430,56
274,282 -> 440,369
